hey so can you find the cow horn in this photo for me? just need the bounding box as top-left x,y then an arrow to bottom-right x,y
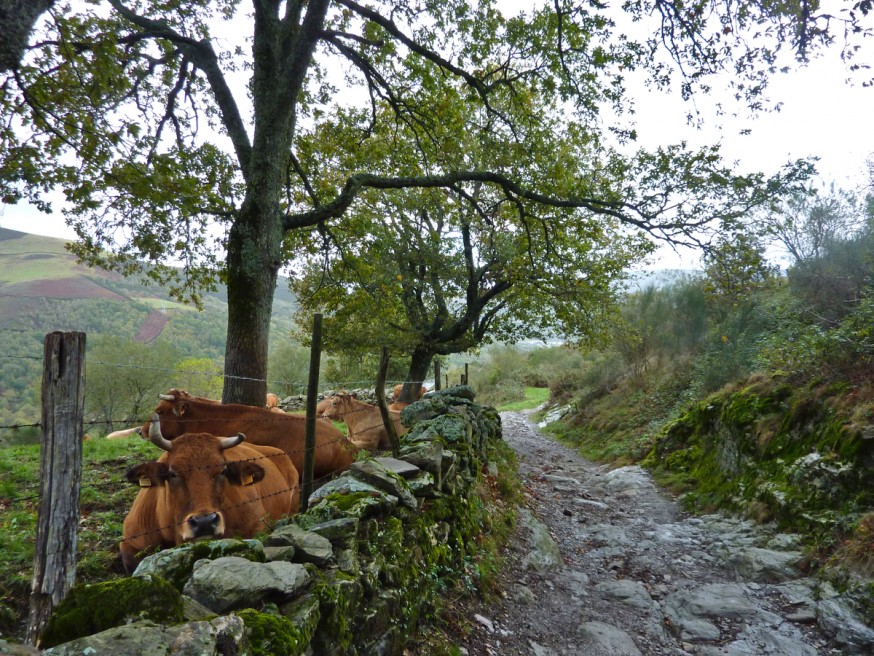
219,433 -> 245,450
148,413 -> 174,451
158,393 -> 176,401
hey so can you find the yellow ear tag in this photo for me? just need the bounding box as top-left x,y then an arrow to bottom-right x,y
138,477 -> 152,488
242,474 -> 254,486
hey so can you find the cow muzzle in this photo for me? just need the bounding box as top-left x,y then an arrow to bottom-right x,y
183,512 -> 223,540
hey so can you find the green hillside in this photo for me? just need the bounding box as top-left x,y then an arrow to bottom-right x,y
0,228 -> 297,431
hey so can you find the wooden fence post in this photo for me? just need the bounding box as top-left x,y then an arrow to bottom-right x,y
26,331 -> 86,646
301,314 -> 322,512
375,347 -> 400,457
433,360 -> 441,391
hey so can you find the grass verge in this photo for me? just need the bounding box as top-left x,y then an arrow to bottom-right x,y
0,437 -> 155,642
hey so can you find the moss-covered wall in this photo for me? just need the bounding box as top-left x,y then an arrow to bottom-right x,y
646,375 -> 874,536
40,386 -> 508,656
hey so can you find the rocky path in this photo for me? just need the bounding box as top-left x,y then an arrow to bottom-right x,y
449,410 -> 874,656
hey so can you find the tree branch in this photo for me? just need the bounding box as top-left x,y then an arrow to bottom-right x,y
107,0 -> 252,178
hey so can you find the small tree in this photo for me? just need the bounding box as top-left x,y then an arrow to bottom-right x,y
85,336 -> 179,432
172,357 -> 223,399
760,184 -> 860,266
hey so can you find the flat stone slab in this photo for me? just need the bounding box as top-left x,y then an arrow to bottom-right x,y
373,456 -> 421,478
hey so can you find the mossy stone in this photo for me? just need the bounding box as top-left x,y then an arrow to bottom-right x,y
236,608 -> 310,656
40,575 -> 183,648
134,538 -> 265,591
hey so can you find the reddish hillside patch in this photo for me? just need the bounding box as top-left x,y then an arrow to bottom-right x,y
136,310 -> 170,343
25,276 -> 127,300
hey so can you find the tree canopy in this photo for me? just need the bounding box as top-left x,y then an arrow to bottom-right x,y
3,0 -> 861,404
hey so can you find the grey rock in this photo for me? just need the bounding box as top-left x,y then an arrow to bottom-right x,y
816,596 -> 874,654
577,621 -> 643,656
580,523 -> 632,547
528,640 -> 557,656
349,458 -> 418,509
574,498 -> 609,511
307,474 -> 399,518
180,595 -> 215,622
511,583 -> 537,605
133,538 -> 265,588
263,545 -> 296,562
663,583 -> 759,642
542,474 -> 581,486
407,471 -> 438,497
372,456 -> 421,478
696,624 -> 818,656
265,523 -> 334,566
727,547 -> 802,583
182,556 -> 310,613
41,616 -> 246,656
398,441 -> 443,480
305,516 -> 360,544
519,509 -> 563,573
562,570 -> 590,598
596,466 -> 652,496
594,579 -> 656,610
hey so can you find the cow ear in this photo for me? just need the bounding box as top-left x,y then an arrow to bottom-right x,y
126,462 -> 170,487
224,462 -> 265,486
173,401 -> 189,417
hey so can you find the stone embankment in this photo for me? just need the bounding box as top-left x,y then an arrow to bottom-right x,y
456,410 -> 874,656
19,387 -> 503,655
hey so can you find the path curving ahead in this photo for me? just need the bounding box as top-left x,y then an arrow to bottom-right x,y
450,410 -> 872,656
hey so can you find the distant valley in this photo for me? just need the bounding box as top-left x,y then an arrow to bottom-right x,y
0,228 -> 296,430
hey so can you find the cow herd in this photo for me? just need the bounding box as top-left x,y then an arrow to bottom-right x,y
117,386 -> 426,572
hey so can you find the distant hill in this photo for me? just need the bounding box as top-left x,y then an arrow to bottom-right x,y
0,228 -> 297,427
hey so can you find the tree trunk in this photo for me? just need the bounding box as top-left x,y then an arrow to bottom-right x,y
401,346 -> 434,403
0,0 -> 55,72
222,199 -> 282,406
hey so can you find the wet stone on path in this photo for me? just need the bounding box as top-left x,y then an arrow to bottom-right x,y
449,409 -> 874,656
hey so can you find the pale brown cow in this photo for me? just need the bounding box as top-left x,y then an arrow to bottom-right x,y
120,417 -> 299,573
105,427 -> 141,440
390,383 -> 427,412
141,389 -> 355,478
317,392 -> 407,451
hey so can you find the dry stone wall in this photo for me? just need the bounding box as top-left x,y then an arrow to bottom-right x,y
38,386 -> 502,656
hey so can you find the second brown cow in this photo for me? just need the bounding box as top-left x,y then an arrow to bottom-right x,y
141,389 -> 356,479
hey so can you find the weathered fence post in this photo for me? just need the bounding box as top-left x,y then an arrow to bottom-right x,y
375,347 -> 400,457
434,360 -> 441,391
301,314 -> 322,512
26,331 -> 86,646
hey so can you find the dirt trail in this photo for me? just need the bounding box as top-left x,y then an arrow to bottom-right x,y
448,409 -> 858,656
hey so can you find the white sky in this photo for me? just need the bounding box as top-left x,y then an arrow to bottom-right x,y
1,3 -> 872,267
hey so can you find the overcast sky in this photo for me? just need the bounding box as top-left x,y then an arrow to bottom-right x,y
1,4 -> 872,265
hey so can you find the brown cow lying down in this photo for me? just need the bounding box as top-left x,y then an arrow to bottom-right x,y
120,416 -> 299,574
317,392 -> 408,451
141,389 -> 356,479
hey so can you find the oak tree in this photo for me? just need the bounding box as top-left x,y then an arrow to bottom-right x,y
3,0 -> 854,404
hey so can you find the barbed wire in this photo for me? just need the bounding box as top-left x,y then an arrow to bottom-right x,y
0,349 -> 431,393
0,381 -> 429,436
31,466 -> 343,562
0,427 -> 359,504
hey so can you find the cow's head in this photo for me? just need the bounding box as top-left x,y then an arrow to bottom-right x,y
127,414 -> 265,543
316,392 -> 354,421
140,389 -> 206,440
